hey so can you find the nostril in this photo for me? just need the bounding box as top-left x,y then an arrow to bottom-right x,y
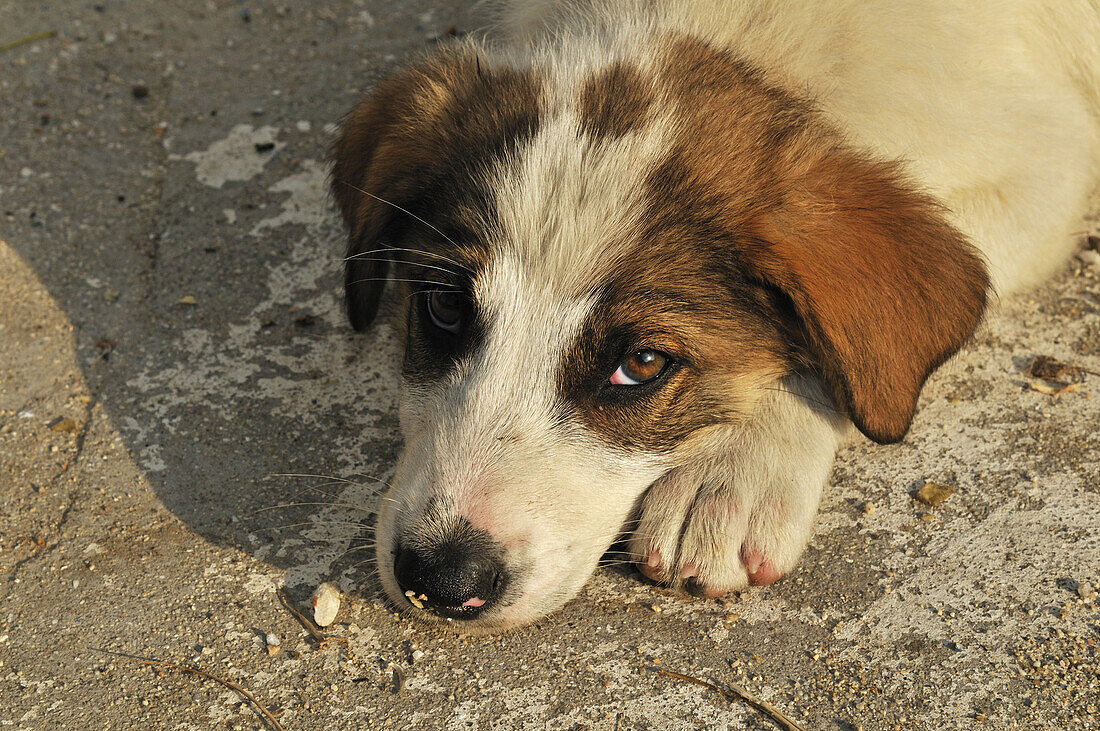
391,540 -> 507,619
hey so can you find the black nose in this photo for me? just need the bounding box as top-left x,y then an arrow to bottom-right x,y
394,533 -> 506,619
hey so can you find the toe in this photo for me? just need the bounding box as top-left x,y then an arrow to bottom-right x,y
742,549 -> 783,586
637,550 -> 665,582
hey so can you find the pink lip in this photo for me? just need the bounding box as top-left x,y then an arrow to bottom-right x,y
462,596 -> 486,608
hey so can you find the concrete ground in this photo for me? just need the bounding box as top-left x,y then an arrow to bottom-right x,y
1,2 -> 1099,729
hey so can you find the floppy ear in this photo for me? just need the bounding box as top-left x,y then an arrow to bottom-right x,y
744,150 -> 989,443
331,49 -> 541,331
331,64 -> 433,331
331,51 -> 477,331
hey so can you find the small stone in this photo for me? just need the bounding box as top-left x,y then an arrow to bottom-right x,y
177,295 -> 197,306
131,84 -> 149,100
411,649 -> 424,663
20,167 -> 33,178
264,632 -> 281,656
104,289 -> 120,302
48,417 -> 77,433
311,582 -> 340,627
915,482 -> 954,507
863,502 -> 875,515
295,120 -> 311,132
1077,581 -> 1094,600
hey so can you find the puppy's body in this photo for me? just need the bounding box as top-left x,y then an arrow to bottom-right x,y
500,0 -> 1100,296
332,0 -> 1100,630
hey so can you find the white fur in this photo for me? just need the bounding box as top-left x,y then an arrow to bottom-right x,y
374,0 -> 1100,629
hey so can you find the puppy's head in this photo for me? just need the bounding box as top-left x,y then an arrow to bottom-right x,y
331,37 -> 988,631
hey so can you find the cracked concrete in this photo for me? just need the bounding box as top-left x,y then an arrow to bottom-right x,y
1,2 -> 1098,729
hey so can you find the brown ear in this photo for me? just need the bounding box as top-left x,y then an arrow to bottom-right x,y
745,150 -> 989,443
331,49 -> 541,331
331,63 -> 434,331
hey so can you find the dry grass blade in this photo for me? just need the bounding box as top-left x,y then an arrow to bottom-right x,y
101,651 -> 285,731
652,667 -> 806,731
276,584 -> 326,642
0,30 -> 57,53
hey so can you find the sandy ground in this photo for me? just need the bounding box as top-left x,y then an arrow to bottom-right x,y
1,2 -> 1098,729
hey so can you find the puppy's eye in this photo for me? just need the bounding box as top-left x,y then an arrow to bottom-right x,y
609,350 -> 671,386
426,289 -> 467,334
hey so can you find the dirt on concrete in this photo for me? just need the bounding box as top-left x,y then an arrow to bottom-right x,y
1,2 -> 1098,729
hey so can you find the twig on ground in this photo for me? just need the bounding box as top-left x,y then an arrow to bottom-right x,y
276,584 -> 325,642
652,667 -> 806,731
0,30 -> 57,54
100,650 -> 285,731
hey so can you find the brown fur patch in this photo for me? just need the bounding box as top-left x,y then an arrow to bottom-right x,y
578,61 -> 654,141
558,257 -> 794,453
645,35 -> 989,443
331,49 -> 542,331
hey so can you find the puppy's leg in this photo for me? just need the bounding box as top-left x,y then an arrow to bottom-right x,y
629,377 -> 851,597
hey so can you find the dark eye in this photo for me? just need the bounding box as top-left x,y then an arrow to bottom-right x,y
426,289 -> 467,334
609,349 -> 671,386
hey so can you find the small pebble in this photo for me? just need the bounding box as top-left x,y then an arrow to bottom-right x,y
863,502 -> 875,515
177,295 -> 197,306
48,417 -> 78,432
131,84 -> 149,100
1078,581 -> 1094,600
915,481 -> 954,507
411,649 -> 424,663
312,582 -> 341,627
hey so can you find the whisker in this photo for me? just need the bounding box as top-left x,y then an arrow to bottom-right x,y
264,520 -> 372,532
353,246 -> 472,272
343,256 -> 461,278
339,181 -> 464,254
347,277 -> 457,288
250,501 -> 375,515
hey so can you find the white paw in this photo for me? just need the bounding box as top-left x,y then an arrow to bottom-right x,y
627,379 -> 849,597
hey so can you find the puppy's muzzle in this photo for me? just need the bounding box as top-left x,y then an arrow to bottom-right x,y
393,520 -> 508,620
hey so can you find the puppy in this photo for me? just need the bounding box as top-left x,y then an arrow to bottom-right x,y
330,0 -> 1100,631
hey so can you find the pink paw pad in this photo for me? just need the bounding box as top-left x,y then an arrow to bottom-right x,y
638,550 -> 665,581
741,549 -> 783,586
